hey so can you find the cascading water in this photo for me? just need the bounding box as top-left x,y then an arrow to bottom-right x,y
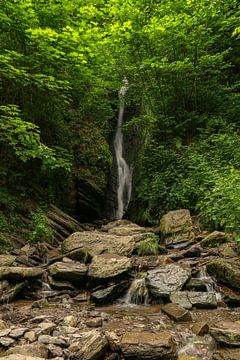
114,77 -> 132,220
122,274 -> 149,305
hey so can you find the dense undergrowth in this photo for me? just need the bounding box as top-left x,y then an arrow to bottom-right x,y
1,0 -> 240,245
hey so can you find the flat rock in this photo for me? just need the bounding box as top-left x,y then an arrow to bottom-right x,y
210,320 -> 240,346
200,231 -> 227,248
48,261 -> 87,283
62,231 -> 141,258
88,254 -> 131,283
121,331 -> 176,359
0,267 -> 43,281
160,209 -> 192,234
206,259 -> 240,290
69,329 -> 108,360
170,291 -> 217,309
162,303 -> 192,322
6,343 -> 48,358
108,224 -> 149,236
9,327 -> 28,338
147,264 -> 191,298
90,281 -> 129,304
0,255 -> 16,267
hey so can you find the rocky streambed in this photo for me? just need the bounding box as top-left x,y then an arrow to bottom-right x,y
0,210 -> 240,359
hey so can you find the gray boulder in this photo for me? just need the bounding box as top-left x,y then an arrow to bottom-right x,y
160,209 -> 192,234
206,259 -> 240,290
48,261 -> 87,283
146,264 -> 191,298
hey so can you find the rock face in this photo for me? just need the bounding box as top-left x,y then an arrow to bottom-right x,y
0,267 -> 44,281
206,259 -> 240,290
62,231 -> 139,257
88,254 -> 131,283
121,331 -> 176,359
48,260 -> 87,283
210,320 -> 240,346
147,264 -> 191,298
160,209 -> 192,234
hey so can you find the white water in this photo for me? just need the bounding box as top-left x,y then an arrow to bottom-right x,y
123,276 -> 149,305
114,78 -> 132,219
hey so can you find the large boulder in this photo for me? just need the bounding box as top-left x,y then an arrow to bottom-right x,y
146,264 -> 191,299
210,320 -> 240,346
0,267 -> 44,281
62,231 -> 142,258
121,331 -> 176,359
160,209 -> 192,234
170,291 -> 217,309
206,259 -> 240,290
48,260 -> 87,283
88,254 -> 131,283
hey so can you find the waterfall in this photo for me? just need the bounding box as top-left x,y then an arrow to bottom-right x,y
114,77 -> 132,219
123,274 -> 149,305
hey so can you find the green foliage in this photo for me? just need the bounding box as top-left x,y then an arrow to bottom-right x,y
197,167 -> 240,233
137,235 -> 159,256
0,235 -> 11,254
29,209 -> 54,244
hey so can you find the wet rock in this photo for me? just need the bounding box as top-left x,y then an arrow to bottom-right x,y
88,254 -> 131,283
210,320 -> 240,346
48,276 -> 76,290
212,348 -> 240,360
206,259 -> 240,290
86,317 -> 103,327
48,261 -> 87,283
69,329 -> 108,360
200,231 -> 227,248
170,291 -> 217,309
90,281 -> 129,304
147,264 -> 191,298
121,331 -> 176,359
160,209 -> 192,234
192,322 -> 209,336
62,231 -> 138,258
0,282 -> 26,304
0,336 -> 15,347
6,343 -> 48,358
185,278 -> 209,291
0,255 -> 16,267
0,267 -> 44,281
162,303 -> 192,322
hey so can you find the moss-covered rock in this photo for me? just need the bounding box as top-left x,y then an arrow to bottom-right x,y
206,259 -> 240,290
